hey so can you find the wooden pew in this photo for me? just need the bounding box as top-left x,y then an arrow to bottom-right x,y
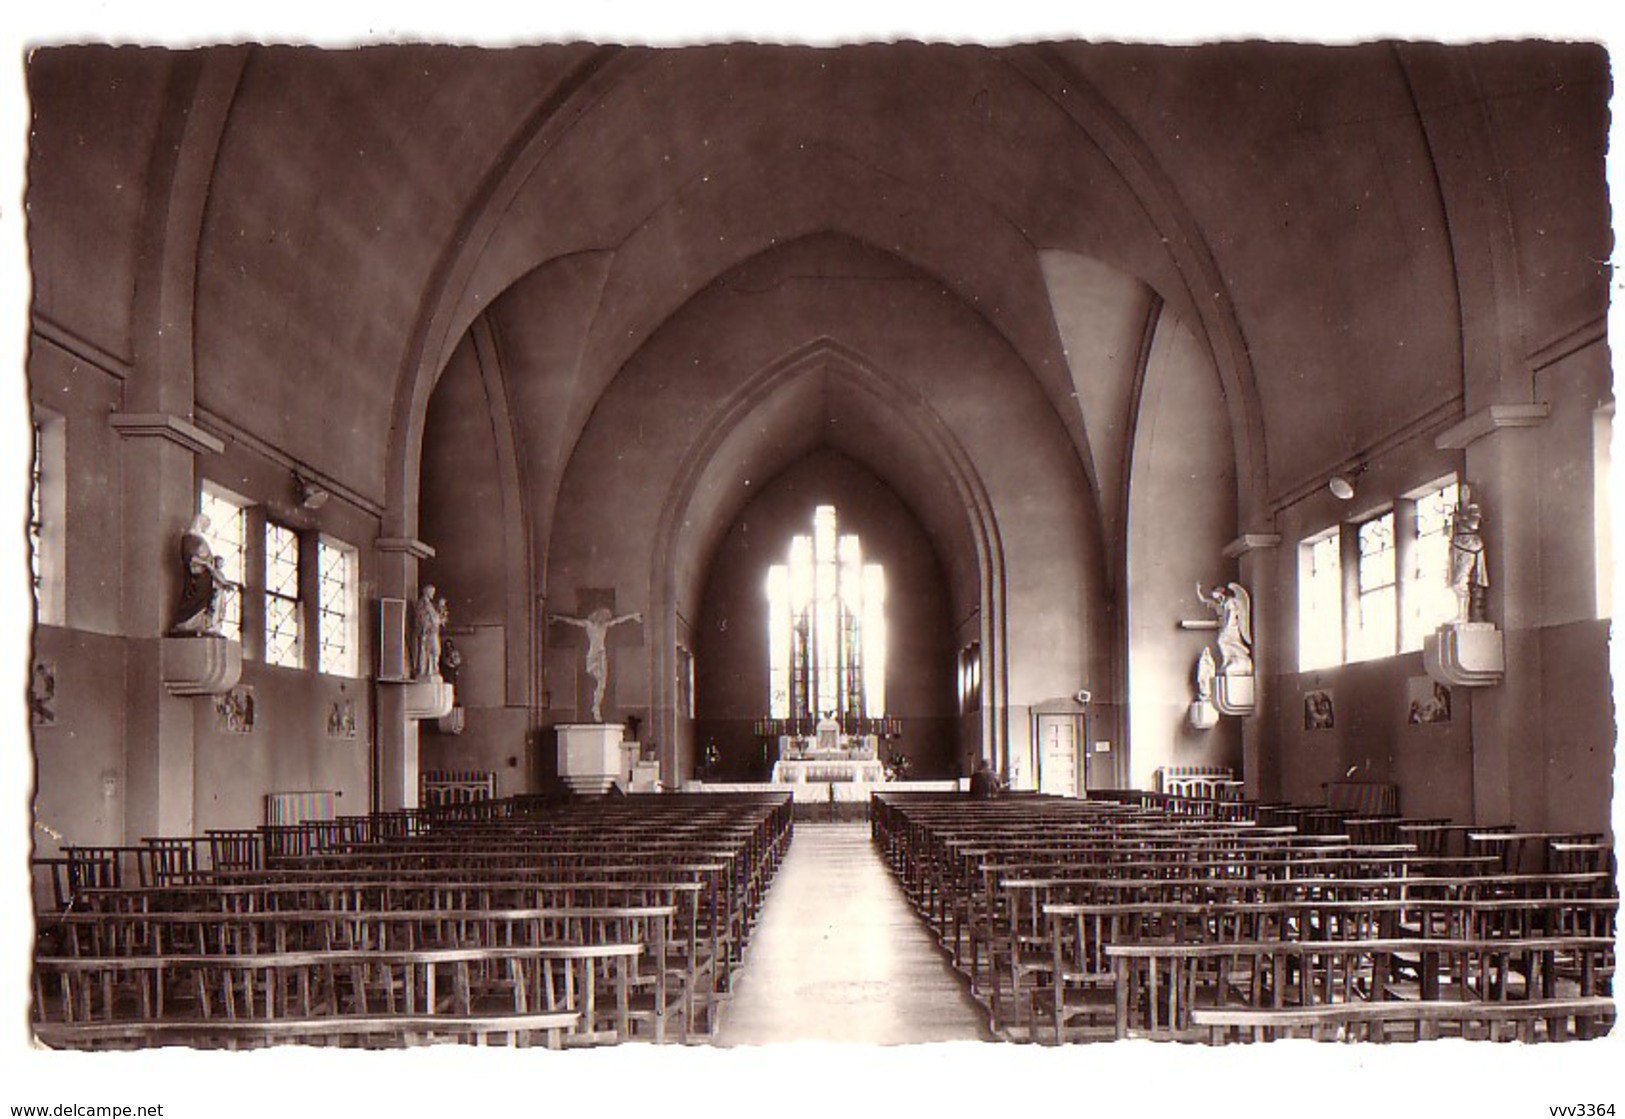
33,1010 -> 582,1050
1106,936 -> 1615,1043
1041,896 -> 1618,1042
34,942 -> 641,1048
872,790 -> 1616,1046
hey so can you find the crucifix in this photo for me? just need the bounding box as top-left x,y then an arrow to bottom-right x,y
548,589 -> 643,722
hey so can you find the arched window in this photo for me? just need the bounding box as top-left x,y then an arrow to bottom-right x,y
766,505 -> 886,721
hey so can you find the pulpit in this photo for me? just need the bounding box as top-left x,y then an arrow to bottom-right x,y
556,723 -> 624,795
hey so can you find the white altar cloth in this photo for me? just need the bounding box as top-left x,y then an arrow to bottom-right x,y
770,758 -> 886,784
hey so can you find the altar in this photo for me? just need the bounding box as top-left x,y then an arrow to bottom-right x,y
768,719 -> 883,784
771,756 -> 887,784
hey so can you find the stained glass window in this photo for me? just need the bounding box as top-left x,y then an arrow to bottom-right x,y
766,505 -> 886,720
1350,512 -> 1397,662
317,536 -> 358,676
1597,406 -> 1613,621
1298,529 -> 1342,671
265,522 -> 302,668
1403,479 -> 1458,651
957,643 -> 982,714
32,412 -> 66,626
30,424 -> 43,607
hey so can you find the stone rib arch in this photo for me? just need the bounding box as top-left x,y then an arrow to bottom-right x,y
645,338 -> 1011,782
1008,47 -> 1271,531
381,47 -> 631,555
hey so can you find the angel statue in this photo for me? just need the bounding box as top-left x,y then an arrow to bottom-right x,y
1197,581 -> 1253,676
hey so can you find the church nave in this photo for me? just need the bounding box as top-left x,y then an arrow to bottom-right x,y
714,821 -> 991,1046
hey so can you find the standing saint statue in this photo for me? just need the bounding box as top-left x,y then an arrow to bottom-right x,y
411,584 -> 449,679
549,606 -> 643,722
1449,489 -> 1489,624
1194,646 -> 1217,703
171,514 -> 239,636
1197,581 -> 1253,676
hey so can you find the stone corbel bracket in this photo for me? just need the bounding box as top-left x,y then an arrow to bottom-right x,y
1423,623 -> 1504,687
161,635 -> 243,696
1188,700 -> 1219,730
1214,674 -> 1256,717
379,675 -> 455,720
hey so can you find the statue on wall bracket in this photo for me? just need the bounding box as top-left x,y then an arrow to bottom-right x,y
1425,484 -> 1504,687
162,515 -> 243,696
1196,581 -> 1255,717
411,584 -> 450,680
381,583 -> 454,721
1448,484 -> 1490,624
1188,647 -> 1220,730
170,514 -> 239,638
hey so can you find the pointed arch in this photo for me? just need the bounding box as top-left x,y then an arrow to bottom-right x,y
645,338 -> 1011,781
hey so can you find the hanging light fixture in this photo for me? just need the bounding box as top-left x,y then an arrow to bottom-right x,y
295,472 -> 331,510
1328,463 -> 1368,501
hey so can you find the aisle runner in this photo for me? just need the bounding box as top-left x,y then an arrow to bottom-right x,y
715,821 -> 991,1045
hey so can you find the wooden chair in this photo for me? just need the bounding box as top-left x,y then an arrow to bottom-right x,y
31,857 -> 72,914
206,829 -> 262,873
139,837 -> 203,887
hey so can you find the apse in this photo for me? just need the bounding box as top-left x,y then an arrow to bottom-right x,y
694,448 -> 956,782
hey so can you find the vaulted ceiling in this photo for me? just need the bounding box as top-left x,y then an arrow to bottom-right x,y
26,40 -> 1610,533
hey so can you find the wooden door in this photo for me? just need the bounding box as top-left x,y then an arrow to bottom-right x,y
1036,713 -> 1080,797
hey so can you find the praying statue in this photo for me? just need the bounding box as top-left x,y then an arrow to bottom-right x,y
549,605 -> 643,722
1188,646 -> 1220,730
1197,581 -> 1253,676
1195,646 -> 1217,703
1449,489 -> 1489,624
411,584 -> 449,680
171,515 -> 238,637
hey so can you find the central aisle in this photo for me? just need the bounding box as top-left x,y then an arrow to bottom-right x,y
715,820 -> 993,1046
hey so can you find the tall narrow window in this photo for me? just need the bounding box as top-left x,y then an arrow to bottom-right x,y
957,643 -> 982,714
1596,404 -> 1614,620
1298,529 -> 1342,671
766,505 -> 886,721
31,411 -> 67,626
317,536 -> 358,676
1350,512 -> 1397,662
199,483 -> 249,644
1402,478 -> 1459,651
264,522 -> 302,668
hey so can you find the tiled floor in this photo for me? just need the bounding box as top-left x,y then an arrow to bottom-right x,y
714,820 -> 992,1046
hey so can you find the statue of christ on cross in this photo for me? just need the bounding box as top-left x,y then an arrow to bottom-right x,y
549,604 -> 643,722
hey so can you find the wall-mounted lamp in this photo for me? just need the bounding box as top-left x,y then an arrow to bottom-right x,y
295,473 -> 331,510
1328,463 -> 1368,501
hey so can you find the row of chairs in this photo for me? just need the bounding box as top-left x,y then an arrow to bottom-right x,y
32,792 -> 794,1050
872,791 -> 1616,1044
33,808 -> 466,911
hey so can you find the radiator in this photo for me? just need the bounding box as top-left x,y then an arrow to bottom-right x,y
1155,765 -> 1234,794
420,770 -> 496,807
1323,781 -> 1398,816
265,790 -> 338,826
